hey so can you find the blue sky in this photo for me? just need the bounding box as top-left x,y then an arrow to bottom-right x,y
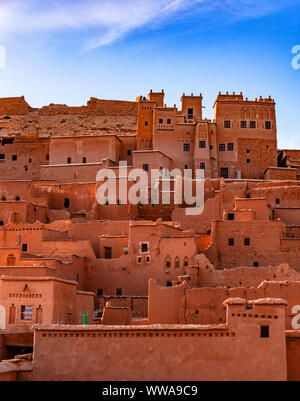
0,0 -> 300,148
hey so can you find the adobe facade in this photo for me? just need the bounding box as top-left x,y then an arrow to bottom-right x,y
0,90 -> 299,381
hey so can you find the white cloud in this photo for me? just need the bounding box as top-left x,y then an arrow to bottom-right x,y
0,0 -> 295,48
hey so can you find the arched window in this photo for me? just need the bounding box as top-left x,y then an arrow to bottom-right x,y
6,254 -> 16,266
15,196 -> 20,201
164,255 -> 171,269
174,256 -> 180,269
183,257 -> 189,267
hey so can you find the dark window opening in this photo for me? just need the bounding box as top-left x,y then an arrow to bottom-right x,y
15,196 -> 20,201
244,238 -> 250,246
276,198 -> 280,205
46,154 -> 49,161
12,155 -> 17,161
228,213 -> 235,221
247,159 -> 251,164
0,154 -> 5,160
265,121 -> 271,130
224,120 -> 231,128
127,150 -> 132,156
166,281 -> 172,287
241,121 -> 247,128
219,144 -> 225,151
0,221 -> 3,226
200,162 -> 205,170
104,247 -> 112,259
22,243 -> 28,252
250,121 -> 256,129
228,238 -> 234,246
167,119 -> 171,124
187,108 -> 193,119
143,163 -> 149,172
184,164 -> 188,169
97,289 -> 103,296
28,158 -> 32,163
165,261 -> 171,268
67,157 -> 71,164
199,140 -> 206,148
145,121 -> 149,126
253,261 -> 259,267
2,197 -> 6,201
141,243 -> 148,253
159,118 -> 163,124
116,288 -> 122,296
82,157 -> 86,163
246,149 -> 250,154
64,198 -> 70,208
183,143 -> 190,152
227,143 -> 234,151
260,325 -> 269,338
220,168 -> 228,178
210,145 -> 213,150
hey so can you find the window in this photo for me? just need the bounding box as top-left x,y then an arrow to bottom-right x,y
116,288 -> 122,296
159,118 -> 163,124
227,143 -> 234,151
219,144 -> 225,151
104,247 -> 112,259
82,157 -> 86,163
260,325 -> 269,338
174,257 -> 180,269
0,154 -> 5,160
253,261 -> 259,267
220,168 -> 228,178
228,238 -> 234,246
183,143 -> 190,152
97,289 -> 103,296
246,159 -> 251,164
64,198 -> 70,208
244,238 -> 250,246
22,243 -> 28,252
265,121 -> 271,129
200,162 -> 205,170
15,196 -> 20,201
250,121 -> 256,129
143,163 -> 149,172
276,198 -> 280,205
67,157 -> 71,164
117,199 -> 121,205
146,255 -> 151,263
187,108 -> 193,118
12,155 -> 17,161
137,256 -> 142,264
145,121 -> 148,126
127,150 -> 132,156
46,154 -> 49,161
29,158 -> 32,163
141,242 -> 149,253
6,254 -> 16,266
165,260 -> 171,268
0,221 -> 3,226
228,213 -> 235,221
105,199 -> 109,205
166,281 -> 172,287
123,247 -> 128,254
246,149 -> 250,154
224,120 -> 231,128
241,121 -> 247,128
210,145 -> 213,150
20,305 -> 33,321
167,119 -> 171,124
199,140 -> 206,149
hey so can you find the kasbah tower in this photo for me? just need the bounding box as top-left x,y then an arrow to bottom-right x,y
0,89 -> 300,381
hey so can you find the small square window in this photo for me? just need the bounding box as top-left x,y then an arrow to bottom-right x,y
116,288 -> 122,296
260,325 -> 269,338
224,120 -> 231,128
67,157 -> 71,164
253,261 -> 259,267
97,289 -> 103,296
146,255 -> 151,263
0,154 -> 5,160
265,121 -> 271,130
143,164 -> 149,172
166,281 -> 172,287
241,121 -> 247,128
145,121 -> 148,126
244,238 -> 250,246
276,198 -> 280,205
227,143 -> 234,151
165,260 -> 171,268
246,159 -> 251,164
228,213 -> 235,221
200,162 -> 205,170
127,150 -> 132,156
82,157 -> 86,163
246,149 -> 250,154
167,119 -> 171,124
12,155 -> 17,161
250,121 -> 256,129
219,144 -> 225,152
159,118 -> 163,124
199,140 -> 206,149
137,256 -> 142,264
210,145 -> 213,150
187,108 -> 193,118
141,242 -> 148,253
22,243 -> 28,252
183,143 -> 190,152
228,238 -> 234,246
